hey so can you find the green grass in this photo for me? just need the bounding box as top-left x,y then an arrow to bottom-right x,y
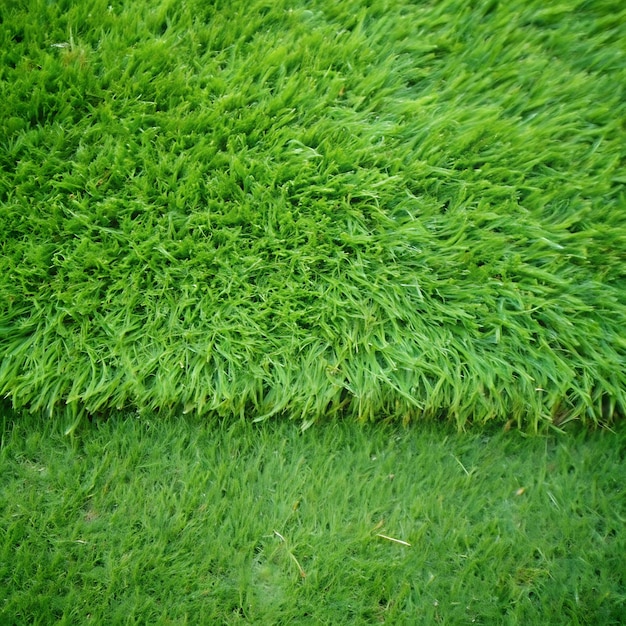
1,4 -> 625,622
1,0 -> 625,429
1,410 -> 625,624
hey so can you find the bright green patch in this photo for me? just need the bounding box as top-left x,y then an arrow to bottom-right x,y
1,0 -> 625,428
1,412 -> 624,624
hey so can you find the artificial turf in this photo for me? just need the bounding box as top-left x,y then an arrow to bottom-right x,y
1,0 -> 625,429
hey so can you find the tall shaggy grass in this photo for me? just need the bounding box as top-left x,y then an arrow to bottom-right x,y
1,0 -> 625,429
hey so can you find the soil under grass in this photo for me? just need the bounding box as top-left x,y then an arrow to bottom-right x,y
1,0 -> 625,429
1,410 -> 625,624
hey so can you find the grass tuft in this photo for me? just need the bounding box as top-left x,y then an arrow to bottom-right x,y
1,0 -> 625,428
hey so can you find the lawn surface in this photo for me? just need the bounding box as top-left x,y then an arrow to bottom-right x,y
1,411 -> 625,624
2,3 -> 625,624
1,0 -> 625,429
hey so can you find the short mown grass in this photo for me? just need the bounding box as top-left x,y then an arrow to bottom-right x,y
1,0 -> 625,429
1,410 -> 625,624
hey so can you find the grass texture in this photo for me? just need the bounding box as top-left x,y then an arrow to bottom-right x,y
1,0 -> 625,428
1,412 -> 625,624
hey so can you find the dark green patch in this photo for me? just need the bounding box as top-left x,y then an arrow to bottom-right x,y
1,411 -> 625,623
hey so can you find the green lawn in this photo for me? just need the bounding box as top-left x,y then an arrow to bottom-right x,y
1,411 -> 625,624
1,1 -> 625,622
1,0 -> 625,429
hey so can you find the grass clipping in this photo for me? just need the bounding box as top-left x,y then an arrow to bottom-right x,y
1,0 -> 625,429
